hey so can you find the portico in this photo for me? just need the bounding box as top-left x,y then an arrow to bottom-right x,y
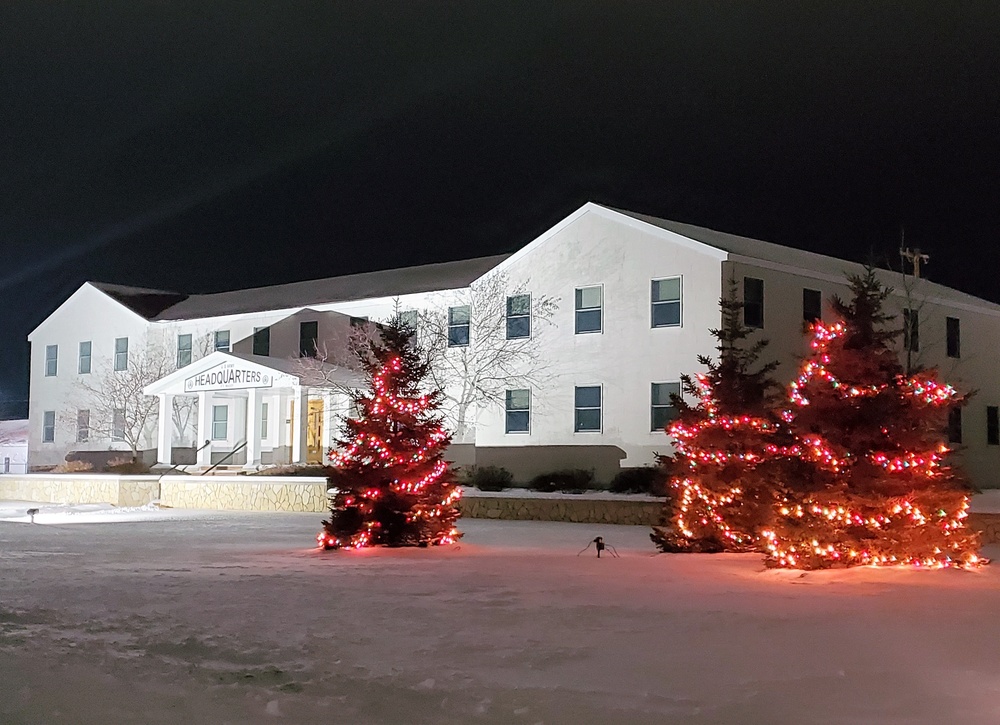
144,351 -> 361,469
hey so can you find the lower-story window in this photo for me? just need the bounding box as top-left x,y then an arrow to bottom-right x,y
112,408 -> 126,442
42,411 -> 55,443
212,405 -> 229,441
651,382 -> 681,431
505,389 -> 530,433
574,385 -> 602,432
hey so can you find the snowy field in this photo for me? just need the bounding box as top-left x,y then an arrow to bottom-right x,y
2,502 -> 1000,724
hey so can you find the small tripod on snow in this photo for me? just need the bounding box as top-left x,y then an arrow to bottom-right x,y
577,536 -> 619,558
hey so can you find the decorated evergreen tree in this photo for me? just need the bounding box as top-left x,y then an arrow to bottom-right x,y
318,315 -> 462,549
651,278 -> 788,552
762,270 -> 981,569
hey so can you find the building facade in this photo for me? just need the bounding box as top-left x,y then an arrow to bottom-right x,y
25,203 -> 1000,486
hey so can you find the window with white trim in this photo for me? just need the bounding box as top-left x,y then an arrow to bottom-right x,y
214,330 -> 231,352
651,382 -> 681,431
448,306 -> 470,346
574,385 -> 602,432
506,294 -> 531,339
78,341 -> 92,374
44,345 -> 58,377
112,408 -> 126,441
651,278 -> 681,328
260,402 -> 269,440
42,411 -> 55,443
744,278 -> 764,329
212,405 -> 228,441
114,337 -> 129,371
177,334 -> 193,368
77,409 -> 90,443
505,389 -> 530,433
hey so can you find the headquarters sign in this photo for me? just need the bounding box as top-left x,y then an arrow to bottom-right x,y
185,362 -> 272,393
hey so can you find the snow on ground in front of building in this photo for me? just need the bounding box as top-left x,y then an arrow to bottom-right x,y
3,508 -> 1000,724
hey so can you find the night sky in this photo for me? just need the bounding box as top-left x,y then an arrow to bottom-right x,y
3,2 -> 999,417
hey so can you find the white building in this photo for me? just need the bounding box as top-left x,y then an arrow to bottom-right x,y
0,419 -> 29,474
25,203 -> 1000,486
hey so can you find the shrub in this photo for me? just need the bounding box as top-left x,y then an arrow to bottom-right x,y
464,465 -> 514,492
105,457 -> 151,475
528,469 -> 595,493
609,467 -> 667,496
53,459 -> 94,474
253,464 -> 333,477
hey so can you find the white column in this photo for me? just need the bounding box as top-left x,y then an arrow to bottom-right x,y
245,388 -> 262,468
196,391 -> 213,467
291,386 -> 308,464
156,394 -> 173,465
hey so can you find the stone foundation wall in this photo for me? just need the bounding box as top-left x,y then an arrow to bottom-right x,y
158,477 -> 327,513
0,474 -> 161,507
458,495 -> 663,526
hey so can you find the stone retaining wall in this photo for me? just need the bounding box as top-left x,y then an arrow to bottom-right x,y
0,474 -> 161,508
158,477 -> 327,512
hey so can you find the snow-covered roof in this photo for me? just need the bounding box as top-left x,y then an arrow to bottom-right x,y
609,206 -> 1000,314
0,419 -> 29,445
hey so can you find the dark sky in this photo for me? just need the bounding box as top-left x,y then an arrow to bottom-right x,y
2,2 -> 999,416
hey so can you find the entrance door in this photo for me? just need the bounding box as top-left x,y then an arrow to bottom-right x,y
307,398 -> 324,464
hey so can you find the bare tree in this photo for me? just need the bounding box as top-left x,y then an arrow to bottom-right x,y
65,336 -> 175,459
416,274 -> 558,439
170,330 -> 215,445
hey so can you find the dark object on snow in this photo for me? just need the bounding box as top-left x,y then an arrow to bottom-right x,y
26,508 -> 39,523
577,536 -> 619,558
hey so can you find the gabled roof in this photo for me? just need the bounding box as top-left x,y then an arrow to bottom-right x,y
153,255 -> 510,321
90,282 -> 189,319
606,205 -> 1000,315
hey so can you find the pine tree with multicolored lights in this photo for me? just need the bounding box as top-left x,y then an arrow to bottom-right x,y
318,315 -> 462,549
651,278 -> 789,553
761,269 -> 981,569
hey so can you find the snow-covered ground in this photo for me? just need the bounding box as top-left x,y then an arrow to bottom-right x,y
2,503 -> 1000,724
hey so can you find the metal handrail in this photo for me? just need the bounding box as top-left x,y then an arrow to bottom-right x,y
201,440 -> 248,476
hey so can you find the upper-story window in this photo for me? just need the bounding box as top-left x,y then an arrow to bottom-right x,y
988,406 -> 999,446
743,278 -> 764,329
448,306 -> 470,347
44,345 -> 58,377
946,317 -> 960,358
114,337 -> 129,371
803,288 -> 822,323
78,341 -> 92,374
253,327 -> 270,356
575,286 -> 602,334
177,334 -> 193,368
948,407 -> 962,444
214,330 -> 230,352
651,278 -> 682,328
299,321 -> 318,358
903,309 -> 919,352
506,294 -> 531,339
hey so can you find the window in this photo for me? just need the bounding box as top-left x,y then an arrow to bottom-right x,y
448,305 -> 470,346
44,345 -> 58,377
651,382 -> 681,431
114,337 -> 129,371
260,402 -> 269,439
214,330 -> 231,352
946,317 -> 960,358
575,286 -> 602,334
299,321 -> 318,357
253,327 -> 270,356
42,411 -> 55,443
112,408 -> 126,441
651,278 -> 682,328
574,385 -> 602,432
212,405 -> 228,440
505,389 -> 530,433
988,406 -> 999,446
3,458 -> 8,474
803,288 -> 822,323
177,334 -> 193,368
77,409 -> 90,443
903,309 -> 919,352
399,310 -> 419,332
744,278 -> 764,328
948,407 -> 962,445
505,294 -> 531,339
78,341 -> 92,374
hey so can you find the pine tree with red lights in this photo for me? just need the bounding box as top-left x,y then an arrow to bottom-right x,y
652,278 -> 788,553
762,269 -> 981,569
318,315 -> 462,549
